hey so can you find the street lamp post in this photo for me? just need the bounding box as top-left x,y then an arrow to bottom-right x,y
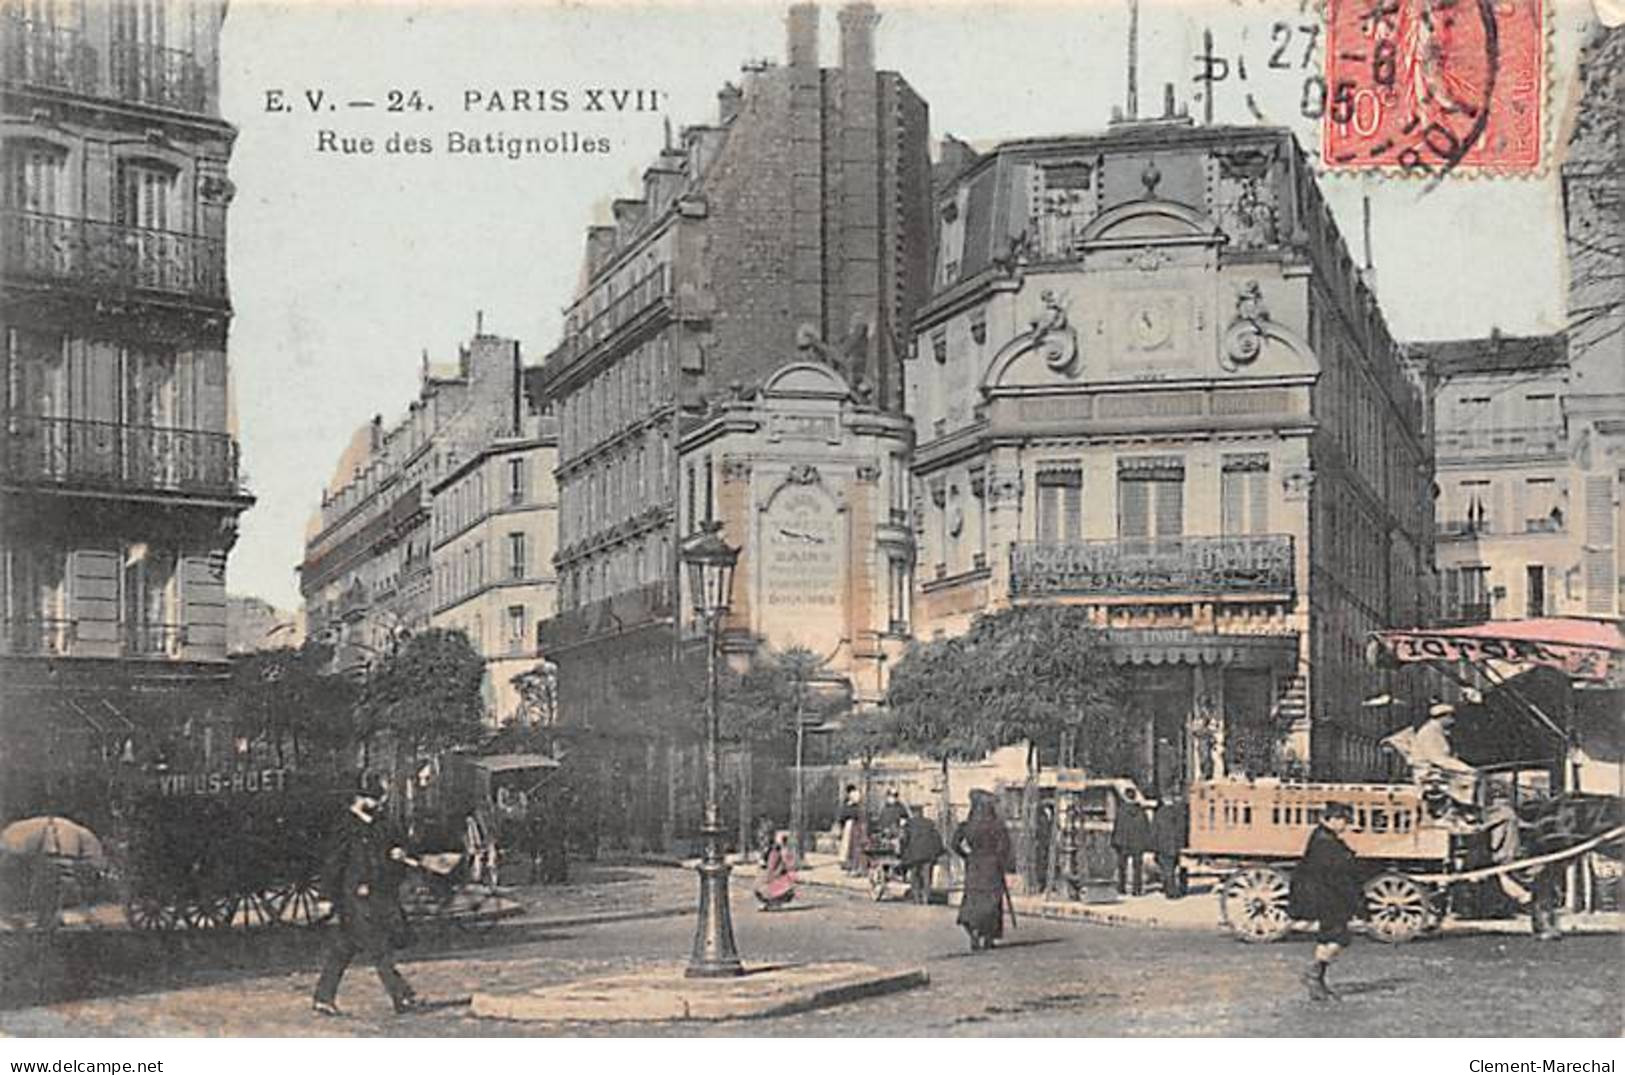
682,523 -> 744,978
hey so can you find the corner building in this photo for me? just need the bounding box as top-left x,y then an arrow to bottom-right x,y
536,2 -> 930,849
299,328 -> 554,730
1,0 -> 252,818
908,120 -> 1433,789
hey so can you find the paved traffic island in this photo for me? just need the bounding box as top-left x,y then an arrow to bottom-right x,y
469,961 -> 929,1023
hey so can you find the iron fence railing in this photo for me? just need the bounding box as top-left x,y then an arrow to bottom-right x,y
0,15 -> 98,93
3,414 -> 240,495
110,39 -> 204,111
1436,425 -> 1565,458
1,617 -> 76,656
1,210 -> 227,300
124,621 -> 186,657
1009,534 -> 1295,598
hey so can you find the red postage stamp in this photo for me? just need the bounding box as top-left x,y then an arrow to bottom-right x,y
1322,0 -> 1545,175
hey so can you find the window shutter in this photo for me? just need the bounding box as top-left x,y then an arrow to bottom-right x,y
1154,478 -> 1183,537
1249,470 -> 1269,534
1063,483 -> 1082,542
1118,477 -> 1148,538
1221,470 -> 1243,535
1038,484 -> 1059,544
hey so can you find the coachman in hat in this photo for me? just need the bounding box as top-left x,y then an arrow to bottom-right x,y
312,772 -> 424,1016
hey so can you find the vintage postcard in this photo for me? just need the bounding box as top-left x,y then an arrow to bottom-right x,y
0,0 -> 1621,1044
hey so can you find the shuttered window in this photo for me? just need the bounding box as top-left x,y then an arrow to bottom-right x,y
1036,466 -> 1082,544
1584,475 -> 1616,613
1221,455 -> 1270,535
1118,457 -> 1183,540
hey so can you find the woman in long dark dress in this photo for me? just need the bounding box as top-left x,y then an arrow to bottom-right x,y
951,791 -> 1013,952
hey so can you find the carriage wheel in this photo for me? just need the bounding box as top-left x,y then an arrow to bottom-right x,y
238,890 -> 279,929
867,864 -> 890,901
125,897 -> 178,932
180,895 -> 236,931
275,878 -> 327,927
1364,872 -> 1432,944
1219,866 -> 1292,943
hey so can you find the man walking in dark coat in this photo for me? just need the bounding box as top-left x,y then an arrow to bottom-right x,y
312,772 -> 423,1017
1110,787 -> 1152,896
1288,801 -> 1364,1001
1152,793 -> 1189,899
899,809 -> 945,905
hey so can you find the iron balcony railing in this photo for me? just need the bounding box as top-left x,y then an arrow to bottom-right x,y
1,210 -> 227,301
1009,534 -> 1296,599
557,266 -> 671,361
3,414 -> 241,496
1440,601 -> 1493,626
1436,425 -> 1565,459
1,15 -> 98,93
110,39 -> 205,111
125,622 -> 186,657
2,617 -> 76,656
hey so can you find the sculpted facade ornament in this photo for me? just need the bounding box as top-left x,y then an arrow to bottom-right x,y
985,466 -> 1023,508
1030,290 -> 1080,375
1281,465 -> 1314,501
721,457 -> 752,483
1222,280 -> 1271,370
199,175 -> 236,205
1133,246 -> 1169,273
855,462 -> 881,483
786,463 -> 820,486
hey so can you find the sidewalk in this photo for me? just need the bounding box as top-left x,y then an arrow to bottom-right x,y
783,853 -> 1623,939
0,862 -> 698,1011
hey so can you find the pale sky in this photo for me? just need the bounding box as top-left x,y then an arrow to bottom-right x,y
219,0 -> 1597,610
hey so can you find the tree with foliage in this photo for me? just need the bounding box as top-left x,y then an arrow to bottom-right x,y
717,645 -> 850,748
883,604 -> 1132,891
886,604 -> 1132,771
510,659 -> 559,728
228,641 -> 357,771
354,629 -> 487,773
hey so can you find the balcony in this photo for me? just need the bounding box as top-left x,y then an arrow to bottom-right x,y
110,39 -> 205,112
1009,534 -> 1295,600
554,266 -> 671,364
3,414 -> 242,498
1437,425 -> 1565,460
2,210 -> 227,303
2,617 -> 76,656
125,622 -> 186,658
1,15 -> 98,94
1440,601 -> 1493,625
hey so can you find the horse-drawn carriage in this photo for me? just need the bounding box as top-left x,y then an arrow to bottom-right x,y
110,750 -> 562,933
1194,618 -> 1625,944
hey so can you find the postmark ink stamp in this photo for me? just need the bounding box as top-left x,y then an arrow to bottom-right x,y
1323,0 -> 1545,176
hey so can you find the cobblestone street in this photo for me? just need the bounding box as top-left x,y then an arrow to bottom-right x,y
2,867 -> 1618,1037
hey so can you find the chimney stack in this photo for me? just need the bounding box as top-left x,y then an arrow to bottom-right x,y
838,2 -> 878,73
787,2 -> 819,68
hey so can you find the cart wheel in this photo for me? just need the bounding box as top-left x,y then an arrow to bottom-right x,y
275,878 -> 326,927
1219,866 -> 1292,943
181,895 -> 235,930
1364,872 -> 1432,944
868,864 -> 889,901
239,890 -> 279,929
125,897 -> 177,932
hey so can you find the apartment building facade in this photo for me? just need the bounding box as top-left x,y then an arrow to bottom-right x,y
534,1 -> 930,847
300,332 -> 517,677
907,119 -> 1433,789
428,389 -> 558,725
0,0 -> 253,818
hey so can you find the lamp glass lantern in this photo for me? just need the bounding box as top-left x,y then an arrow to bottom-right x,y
684,524 -> 738,619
